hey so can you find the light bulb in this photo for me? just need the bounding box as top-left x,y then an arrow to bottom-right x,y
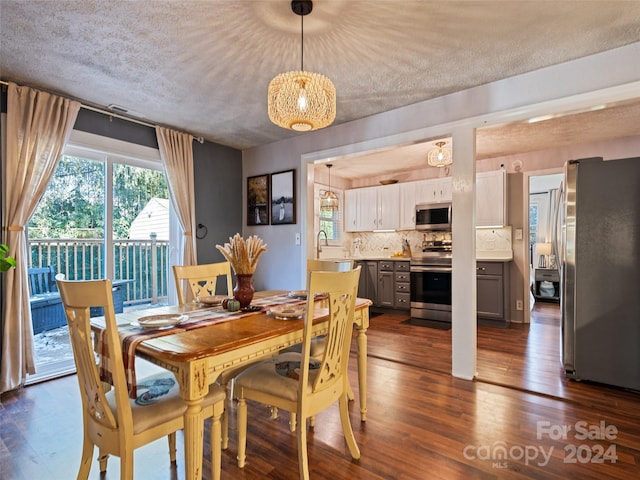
297,90 -> 308,112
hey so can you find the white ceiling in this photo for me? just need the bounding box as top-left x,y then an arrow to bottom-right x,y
1,0 -> 639,169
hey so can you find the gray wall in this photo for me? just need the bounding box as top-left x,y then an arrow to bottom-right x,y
192,140 -> 242,264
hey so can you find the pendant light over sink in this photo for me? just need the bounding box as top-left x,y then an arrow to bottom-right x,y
320,163 -> 339,211
267,0 -> 336,132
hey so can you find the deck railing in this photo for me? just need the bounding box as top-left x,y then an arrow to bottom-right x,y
29,238 -> 170,306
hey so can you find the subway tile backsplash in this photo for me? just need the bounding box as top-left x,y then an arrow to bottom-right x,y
342,226 -> 511,257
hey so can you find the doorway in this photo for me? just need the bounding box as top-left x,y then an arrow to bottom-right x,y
527,171 -> 563,319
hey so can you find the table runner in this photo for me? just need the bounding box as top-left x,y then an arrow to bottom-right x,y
97,293 -> 312,397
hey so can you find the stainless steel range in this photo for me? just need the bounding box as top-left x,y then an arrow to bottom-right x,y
410,239 -> 452,323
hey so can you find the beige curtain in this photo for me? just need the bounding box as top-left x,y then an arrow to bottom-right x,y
156,127 -> 197,267
1,83 -> 80,393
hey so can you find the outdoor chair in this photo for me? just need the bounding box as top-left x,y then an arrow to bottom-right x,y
57,278 -> 226,479
235,267 -> 362,480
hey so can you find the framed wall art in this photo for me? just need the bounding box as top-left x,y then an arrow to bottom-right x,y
270,169 -> 296,225
247,174 -> 269,226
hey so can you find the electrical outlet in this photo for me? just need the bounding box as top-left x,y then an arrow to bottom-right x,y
516,300 -> 524,311
295,233 -> 301,245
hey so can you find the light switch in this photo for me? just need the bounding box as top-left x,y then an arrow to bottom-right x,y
295,233 -> 301,245
515,228 -> 523,240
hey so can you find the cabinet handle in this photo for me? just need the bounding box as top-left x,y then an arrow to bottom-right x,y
477,267 -> 486,272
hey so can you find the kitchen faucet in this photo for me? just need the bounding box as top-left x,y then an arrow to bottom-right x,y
316,230 -> 328,258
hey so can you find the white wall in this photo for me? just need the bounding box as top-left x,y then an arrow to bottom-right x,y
242,42 -> 640,380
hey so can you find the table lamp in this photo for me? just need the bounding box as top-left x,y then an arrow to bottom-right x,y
536,242 -> 552,268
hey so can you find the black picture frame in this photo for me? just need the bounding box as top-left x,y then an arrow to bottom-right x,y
247,174 -> 269,226
270,169 -> 296,225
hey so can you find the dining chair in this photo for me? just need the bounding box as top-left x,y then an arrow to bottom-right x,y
172,261 -> 247,450
57,278 -> 226,480
235,267 -> 362,480
172,261 -> 233,305
280,258 -> 356,428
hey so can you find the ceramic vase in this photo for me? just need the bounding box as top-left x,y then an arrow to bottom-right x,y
233,274 -> 254,308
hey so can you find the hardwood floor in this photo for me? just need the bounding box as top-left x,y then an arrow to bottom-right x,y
2,304 -> 639,479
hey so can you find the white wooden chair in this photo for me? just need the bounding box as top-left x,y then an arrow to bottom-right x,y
235,267 -> 362,480
172,261 -> 252,450
57,278 -> 226,479
172,261 -> 233,305
281,258 -> 356,428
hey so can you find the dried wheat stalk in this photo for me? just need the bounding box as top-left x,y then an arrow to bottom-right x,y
216,233 -> 267,275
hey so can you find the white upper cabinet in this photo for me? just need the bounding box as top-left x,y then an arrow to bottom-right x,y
377,183 -> 400,230
476,170 -> 506,227
399,182 -> 416,230
356,186 -> 379,231
415,177 -> 452,204
344,189 -> 358,232
347,184 -> 400,232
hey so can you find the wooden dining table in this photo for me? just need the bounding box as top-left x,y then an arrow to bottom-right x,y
92,290 -> 372,480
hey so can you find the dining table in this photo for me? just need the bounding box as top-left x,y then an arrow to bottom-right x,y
91,290 -> 372,480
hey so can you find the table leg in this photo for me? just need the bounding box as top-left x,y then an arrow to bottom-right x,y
183,399 -> 205,480
355,325 -> 368,421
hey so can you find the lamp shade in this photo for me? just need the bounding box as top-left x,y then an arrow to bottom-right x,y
268,71 -> 336,131
427,141 -> 452,167
535,242 -> 552,256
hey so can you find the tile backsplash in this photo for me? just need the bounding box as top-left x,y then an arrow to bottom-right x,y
337,227 -> 512,257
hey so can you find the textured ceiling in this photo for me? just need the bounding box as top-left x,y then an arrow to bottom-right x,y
1,0 -> 640,161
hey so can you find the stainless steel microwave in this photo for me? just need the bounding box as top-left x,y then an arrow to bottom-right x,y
415,203 -> 452,231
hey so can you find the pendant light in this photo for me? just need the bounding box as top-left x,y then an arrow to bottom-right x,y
268,0 -> 336,132
427,141 -> 453,167
320,163 -> 339,211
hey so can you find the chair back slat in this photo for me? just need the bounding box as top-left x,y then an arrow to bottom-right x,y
28,265 -> 56,295
172,262 -> 233,305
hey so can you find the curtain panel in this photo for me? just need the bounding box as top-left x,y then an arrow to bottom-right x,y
155,127 -> 197,271
1,83 -> 80,393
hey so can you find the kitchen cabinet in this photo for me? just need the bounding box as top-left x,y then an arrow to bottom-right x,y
534,268 -> 560,302
356,259 -> 410,309
476,170 -> 506,227
477,261 -> 510,327
399,182 -> 416,230
344,188 -> 358,232
377,261 -> 395,307
350,184 -> 400,231
394,261 -> 410,309
415,177 -> 452,204
355,260 -> 378,303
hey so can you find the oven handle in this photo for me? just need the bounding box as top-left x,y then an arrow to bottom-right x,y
410,265 -> 452,273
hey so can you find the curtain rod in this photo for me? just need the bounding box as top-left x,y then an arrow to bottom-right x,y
0,80 -> 204,143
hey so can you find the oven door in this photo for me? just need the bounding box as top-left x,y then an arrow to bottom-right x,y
410,264 -> 452,321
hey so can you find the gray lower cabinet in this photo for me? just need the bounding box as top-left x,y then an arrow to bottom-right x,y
355,260 -> 378,304
356,259 -> 410,309
394,261 -> 410,310
476,261 -> 510,327
377,261 -> 395,307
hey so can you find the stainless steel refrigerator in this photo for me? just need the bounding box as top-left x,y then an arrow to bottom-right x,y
561,156 -> 640,391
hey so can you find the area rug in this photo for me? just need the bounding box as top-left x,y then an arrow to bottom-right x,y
401,318 -> 451,330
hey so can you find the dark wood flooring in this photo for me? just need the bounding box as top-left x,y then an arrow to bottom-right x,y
2,304 -> 639,479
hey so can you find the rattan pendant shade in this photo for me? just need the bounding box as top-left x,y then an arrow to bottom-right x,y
320,163 -> 339,210
268,71 -> 336,131
268,0 -> 336,132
